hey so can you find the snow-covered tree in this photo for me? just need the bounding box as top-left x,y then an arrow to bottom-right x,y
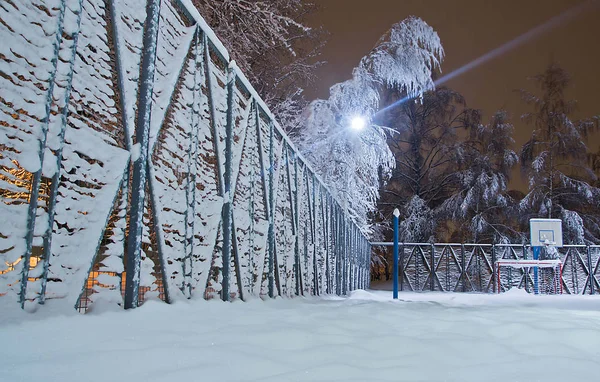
300,99 -> 392,230
193,0 -> 323,131
440,111 -> 519,243
584,150 -> 600,241
362,17 -> 443,97
298,17 -> 444,233
377,87 -> 477,241
519,63 -> 600,244
398,195 -> 435,243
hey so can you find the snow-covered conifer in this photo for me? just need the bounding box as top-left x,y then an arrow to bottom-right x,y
519,64 -> 600,244
398,196 -> 435,243
440,111 -> 519,243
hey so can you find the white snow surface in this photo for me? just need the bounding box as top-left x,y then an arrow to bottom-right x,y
1,290 -> 599,382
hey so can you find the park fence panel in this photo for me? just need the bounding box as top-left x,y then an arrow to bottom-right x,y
0,0 -> 371,312
394,243 -> 599,295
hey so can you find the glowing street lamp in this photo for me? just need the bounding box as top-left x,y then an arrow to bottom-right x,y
350,116 -> 366,131
349,115 -> 401,137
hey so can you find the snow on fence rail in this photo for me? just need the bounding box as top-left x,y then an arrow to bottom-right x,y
0,0 -> 371,313
374,243 -> 600,295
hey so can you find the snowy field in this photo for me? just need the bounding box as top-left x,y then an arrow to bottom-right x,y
1,290 -> 600,382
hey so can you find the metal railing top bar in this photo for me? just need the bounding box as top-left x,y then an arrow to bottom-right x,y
371,242 -> 493,247
371,242 -> 600,248
177,0 -> 229,60
177,0 -> 368,241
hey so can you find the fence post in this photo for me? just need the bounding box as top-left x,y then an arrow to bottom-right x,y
477,247 -> 483,292
356,235 -> 360,290
267,122 -> 275,298
492,244 -> 496,294
352,234 -> 355,291
360,238 -> 364,290
343,218 -> 348,295
348,225 -> 352,292
364,239 -> 368,289
461,244 -> 466,292
355,230 -> 359,291
291,150 -> 301,296
303,226 -> 308,295
124,0 -> 161,309
362,238 -> 365,290
364,238 -> 368,290
430,243 -> 435,291
587,245 -> 594,295
352,227 -> 357,291
393,209 -> 399,299
522,244 -> 527,293
366,239 -> 370,289
220,65 -> 236,302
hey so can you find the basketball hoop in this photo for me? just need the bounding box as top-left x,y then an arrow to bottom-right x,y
529,219 -> 563,294
495,219 -> 564,295
495,259 -> 563,294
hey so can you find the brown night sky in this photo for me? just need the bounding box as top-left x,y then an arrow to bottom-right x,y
304,0 -> 600,191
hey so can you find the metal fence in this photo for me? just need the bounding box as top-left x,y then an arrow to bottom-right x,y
375,243 -> 600,295
0,0 -> 371,312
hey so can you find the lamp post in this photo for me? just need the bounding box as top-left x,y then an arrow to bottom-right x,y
393,208 -> 400,299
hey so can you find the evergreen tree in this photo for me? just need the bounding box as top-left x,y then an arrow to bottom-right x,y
398,195 -> 435,242
440,111 -> 519,243
519,63 -> 600,244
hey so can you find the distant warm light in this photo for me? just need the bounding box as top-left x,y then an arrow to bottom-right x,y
350,116 -> 366,131
0,256 -> 40,275
0,159 -> 50,205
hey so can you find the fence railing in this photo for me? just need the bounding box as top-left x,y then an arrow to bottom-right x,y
0,0 -> 370,312
373,243 -> 600,295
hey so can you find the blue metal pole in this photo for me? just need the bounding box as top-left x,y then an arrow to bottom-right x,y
393,208 -> 399,299
533,246 -> 540,295
124,0 -> 161,310
18,0 -> 69,309
221,66 -> 235,302
587,246 -> 594,295
267,121 -> 275,298
40,0 -> 84,305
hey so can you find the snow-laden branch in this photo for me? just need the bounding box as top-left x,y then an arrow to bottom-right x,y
296,17 -> 443,234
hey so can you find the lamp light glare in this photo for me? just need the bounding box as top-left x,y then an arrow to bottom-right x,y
350,116 -> 366,131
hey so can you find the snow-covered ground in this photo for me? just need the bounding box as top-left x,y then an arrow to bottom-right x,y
1,289 -> 599,382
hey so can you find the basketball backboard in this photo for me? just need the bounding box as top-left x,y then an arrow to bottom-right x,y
530,218 -> 563,247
